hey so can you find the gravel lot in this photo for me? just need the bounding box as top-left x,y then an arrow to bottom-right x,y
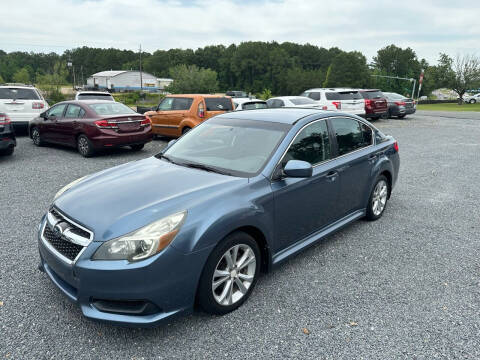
1,113 -> 479,359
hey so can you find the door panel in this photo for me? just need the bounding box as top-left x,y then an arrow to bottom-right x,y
54,104 -> 81,145
43,104 -> 67,142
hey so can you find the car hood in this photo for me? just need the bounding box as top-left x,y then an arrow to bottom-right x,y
54,157 -> 246,241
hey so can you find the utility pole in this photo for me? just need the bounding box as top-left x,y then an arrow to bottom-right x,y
139,44 -> 143,92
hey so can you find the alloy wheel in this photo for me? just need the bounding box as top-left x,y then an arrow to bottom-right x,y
212,244 -> 256,306
32,129 -> 41,145
372,179 -> 388,216
78,137 -> 89,155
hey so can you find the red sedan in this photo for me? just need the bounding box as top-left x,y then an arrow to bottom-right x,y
29,100 -> 153,157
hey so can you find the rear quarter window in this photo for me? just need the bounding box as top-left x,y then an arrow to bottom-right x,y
205,98 -> 233,111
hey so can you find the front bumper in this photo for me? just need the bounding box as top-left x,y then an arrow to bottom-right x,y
37,215 -> 210,327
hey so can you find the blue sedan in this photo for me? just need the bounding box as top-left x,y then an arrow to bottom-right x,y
37,108 -> 400,326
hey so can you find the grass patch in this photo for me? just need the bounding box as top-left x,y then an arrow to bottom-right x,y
417,103 -> 480,112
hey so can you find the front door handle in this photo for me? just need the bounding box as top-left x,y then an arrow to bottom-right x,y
368,154 -> 377,163
326,171 -> 338,182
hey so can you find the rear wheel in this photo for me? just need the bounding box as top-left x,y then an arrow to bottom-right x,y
31,127 -> 44,146
366,175 -> 389,221
182,127 -> 191,135
197,231 -> 260,315
130,144 -> 144,151
77,134 -> 95,157
470,99 -> 476,104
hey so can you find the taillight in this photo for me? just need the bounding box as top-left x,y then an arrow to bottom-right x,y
141,116 -> 151,126
393,141 -> 399,152
32,102 -> 44,109
395,101 -> 406,106
198,102 -> 205,118
0,114 -> 11,124
332,101 -> 341,110
364,99 -> 372,109
95,119 -> 118,129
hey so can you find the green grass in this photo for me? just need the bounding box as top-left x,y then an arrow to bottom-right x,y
417,103 -> 480,112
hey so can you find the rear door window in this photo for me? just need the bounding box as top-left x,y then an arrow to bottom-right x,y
0,88 -> 40,100
64,104 -> 83,118
172,98 -> 193,110
331,118 -> 372,156
205,98 -> 233,111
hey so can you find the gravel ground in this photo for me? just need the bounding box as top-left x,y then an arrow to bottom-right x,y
1,113 -> 479,359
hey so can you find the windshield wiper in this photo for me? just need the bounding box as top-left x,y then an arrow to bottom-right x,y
180,162 -> 232,176
157,153 -> 175,164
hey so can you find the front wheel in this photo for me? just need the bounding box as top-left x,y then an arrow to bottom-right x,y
197,232 -> 260,315
366,175 -> 389,221
31,127 -> 44,146
77,134 -> 95,157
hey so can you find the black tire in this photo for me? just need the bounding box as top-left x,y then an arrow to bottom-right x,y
470,99 -> 476,104
182,127 -> 191,135
398,114 -> 406,119
366,175 -> 390,221
130,144 -> 145,151
197,231 -> 261,315
31,127 -> 44,147
77,134 -> 95,157
1,146 -> 14,156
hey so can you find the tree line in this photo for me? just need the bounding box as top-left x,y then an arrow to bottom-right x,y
0,42 -> 478,99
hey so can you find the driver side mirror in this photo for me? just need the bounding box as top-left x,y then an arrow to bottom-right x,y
167,139 -> 176,148
40,111 -> 48,120
283,160 -> 313,178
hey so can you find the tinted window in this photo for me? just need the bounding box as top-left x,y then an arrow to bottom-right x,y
304,92 -> 320,101
332,118 -> 372,156
268,99 -> 285,108
326,91 -> 362,100
172,98 -> 193,110
242,102 -> 268,110
0,88 -> 40,100
205,98 -> 233,111
290,97 -> 317,105
88,102 -> 136,115
77,93 -> 114,101
48,104 -> 67,117
283,120 -> 331,166
361,91 -> 384,99
158,97 -> 174,110
64,104 -> 83,118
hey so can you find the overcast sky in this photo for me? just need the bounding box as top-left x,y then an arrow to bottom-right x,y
2,0 -> 478,64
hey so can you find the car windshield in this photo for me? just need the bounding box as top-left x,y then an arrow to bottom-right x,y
0,88 -> 40,100
78,93 -> 114,101
161,117 -> 290,177
242,102 -> 268,110
88,102 -> 136,115
290,97 -> 316,105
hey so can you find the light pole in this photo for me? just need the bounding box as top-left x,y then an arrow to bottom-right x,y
67,60 -> 76,90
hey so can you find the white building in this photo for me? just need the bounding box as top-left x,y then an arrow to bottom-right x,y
86,70 -> 172,92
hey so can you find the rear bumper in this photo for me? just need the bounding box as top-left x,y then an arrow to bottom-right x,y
7,113 -> 37,125
89,128 -> 153,149
0,129 -> 16,149
365,108 -> 388,118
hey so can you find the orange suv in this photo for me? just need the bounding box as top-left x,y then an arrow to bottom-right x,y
145,94 -> 234,137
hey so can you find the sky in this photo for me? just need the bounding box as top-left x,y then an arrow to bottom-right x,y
1,0 -> 479,64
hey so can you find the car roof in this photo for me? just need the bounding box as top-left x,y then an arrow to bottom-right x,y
234,98 -> 266,105
55,100 -> 118,106
214,108 -> 332,124
269,96 -> 310,101
166,94 -> 232,98
304,88 -> 359,92
76,91 -> 112,95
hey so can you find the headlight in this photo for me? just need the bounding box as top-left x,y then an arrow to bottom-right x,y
92,211 -> 187,262
54,176 -> 87,200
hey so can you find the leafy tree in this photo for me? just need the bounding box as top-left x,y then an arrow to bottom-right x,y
13,67 -> 30,83
258,88 -> 272,100
450,54 -> 480,103
281,67 -> 324,95
0,74 -> 4,83
323,52 -> 371,88
166,65 -> 218,93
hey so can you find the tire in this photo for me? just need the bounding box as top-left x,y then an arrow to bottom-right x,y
197,231 -> 261,315
130,144 -> 144,151
77,134 -> 95,157
366,175 -> 390,221
398,114 -> 406,119
31,127 -> 44,147
1,146 -> 14,156
182,127 -> 191,135
470,99 -> 476,104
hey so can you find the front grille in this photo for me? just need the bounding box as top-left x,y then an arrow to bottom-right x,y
43,225 -> 84,261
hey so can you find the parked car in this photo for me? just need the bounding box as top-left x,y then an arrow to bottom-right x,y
463,93 -> 480,104
0,84 -> 49,130
75,91 -> 115,101
226,90 -> 248,98
0,113 -> 16,155
383,92 -> 416,118
37,108 -> 399,326
358,89 -> 388,120
29,100 -> 152,157
266,96 -> 336,110
145,94 -> 234,137
234,98 -> 268,110
300,88 -> 365,116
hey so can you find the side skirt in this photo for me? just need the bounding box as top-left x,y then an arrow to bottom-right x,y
271,209 -> 365,267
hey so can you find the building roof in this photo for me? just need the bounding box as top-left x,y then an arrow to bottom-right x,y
91,70 -> 128,77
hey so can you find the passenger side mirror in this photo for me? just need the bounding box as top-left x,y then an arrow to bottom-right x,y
283,160 -> 313,178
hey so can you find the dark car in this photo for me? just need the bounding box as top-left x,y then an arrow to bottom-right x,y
383,92 -> 416,119
225,90 -> 248,98
0,113 -> 16,155
37,108 -> 399,326
29,100 -> 153,157
358,89 -> 388,120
